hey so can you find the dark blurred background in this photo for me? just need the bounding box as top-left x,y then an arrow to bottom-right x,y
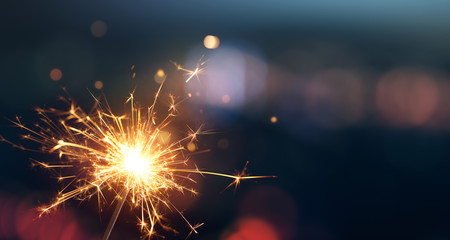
2,1 -> 450,239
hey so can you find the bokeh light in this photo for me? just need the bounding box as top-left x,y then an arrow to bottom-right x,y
273,68 -> 365,137
90,20 -> 107,38
376,69 -> 439,126
186,142 -> 197,152
222,94 -> 231,104
154,69 -> 165,83
203,35 -> 220,49
185,45 -> 267,110
304,69 -> 365,128
270,116 -> 277,123
94,80 -> 103,89
34,35 -> 96,89
225,218 -> 279,240
49,68 -> 62,81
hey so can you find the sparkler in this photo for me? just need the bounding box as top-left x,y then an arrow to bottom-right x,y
3,73 -> 274,239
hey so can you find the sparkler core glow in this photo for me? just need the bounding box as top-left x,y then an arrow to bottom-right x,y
123,148 -> 151,177
3,79 -> 275,239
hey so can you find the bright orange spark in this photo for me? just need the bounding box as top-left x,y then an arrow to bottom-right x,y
3,82 -> 274,239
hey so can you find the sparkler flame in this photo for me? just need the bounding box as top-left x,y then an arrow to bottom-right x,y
3,78 -> 275,239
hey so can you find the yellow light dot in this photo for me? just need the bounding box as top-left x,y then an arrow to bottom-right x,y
222,95 -> 230,104
270,116 -> 278,123
203,35 -> 220,49
188,93 -> 192,98
94,81 -> 103,90
156,69 -> 165,77
154,69 -> 165,83
186,142 -> 197,152
90,20 -> 107,38
49,68 -> 62,81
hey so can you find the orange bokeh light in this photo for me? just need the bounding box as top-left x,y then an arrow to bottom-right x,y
270,116 -> 278,123
94,80 -> 103,90
49,68 -> 62,81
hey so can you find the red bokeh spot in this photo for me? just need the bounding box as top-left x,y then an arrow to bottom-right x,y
39,212 -> 65,240
0,194 -> 95,239
226,218 -> 279,240
59,221 -> 78,240
15,207 -> 42,240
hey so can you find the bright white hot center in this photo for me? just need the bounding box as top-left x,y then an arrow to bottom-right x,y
123,149 -> 150,176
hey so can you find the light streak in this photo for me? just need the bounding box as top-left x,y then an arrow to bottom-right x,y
3,81 -> 275,239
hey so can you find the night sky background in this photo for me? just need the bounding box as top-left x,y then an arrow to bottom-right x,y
2,1 -> 450,240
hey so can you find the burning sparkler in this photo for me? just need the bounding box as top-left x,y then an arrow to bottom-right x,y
3,75 -> 274,239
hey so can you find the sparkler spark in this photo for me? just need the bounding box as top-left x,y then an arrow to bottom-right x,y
171,58 -> 206,83
3,81 -> 274,239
